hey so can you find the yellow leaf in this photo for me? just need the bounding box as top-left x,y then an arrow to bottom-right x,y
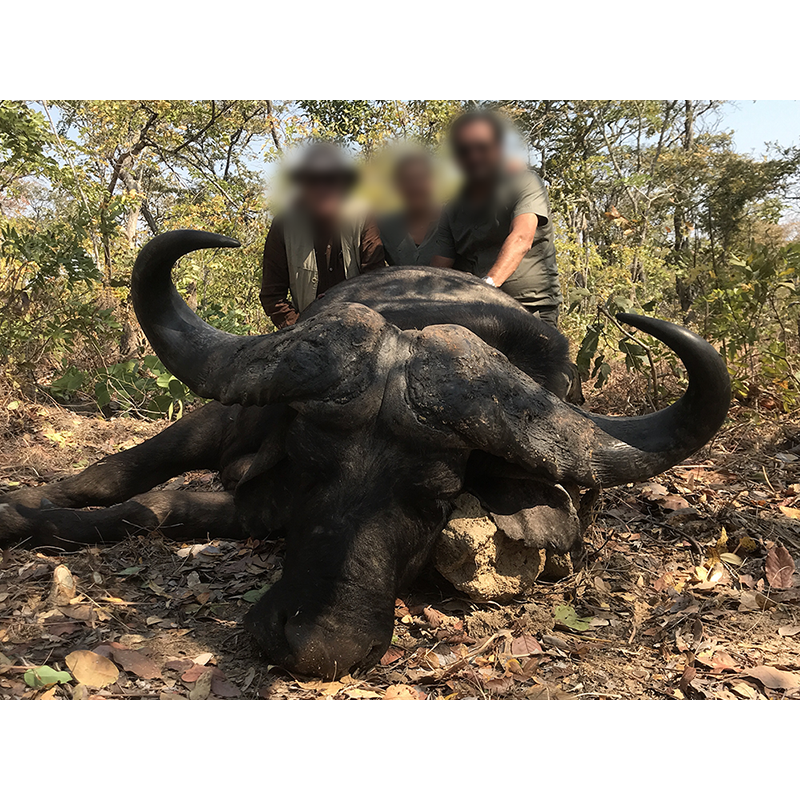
345,688 -> 383,699
707,563 -> 725,583
716,527 -> 728,549
189,669 -> 214,700
65,650 -> 119,688
296,680 -> 343,696
738,535 -> 759,553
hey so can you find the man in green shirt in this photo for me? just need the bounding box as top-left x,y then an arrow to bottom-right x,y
431,110 -> 563,328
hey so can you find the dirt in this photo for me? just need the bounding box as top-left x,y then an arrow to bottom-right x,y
2,395 -> 800,700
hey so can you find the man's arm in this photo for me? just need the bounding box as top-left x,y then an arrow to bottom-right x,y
483,212 -> 537,286
430,212 -> 457,268
359,214 -> 387,272
259,218 -> 300,329
485,170 -> 550,286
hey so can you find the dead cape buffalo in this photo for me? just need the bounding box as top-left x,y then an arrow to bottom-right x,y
0,230 -> 731,679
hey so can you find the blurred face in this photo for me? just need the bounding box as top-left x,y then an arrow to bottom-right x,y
395,158 -> 434,215
298,174 -> 349,222
453,119 -> 503,184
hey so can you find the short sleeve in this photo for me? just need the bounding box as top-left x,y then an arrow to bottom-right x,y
434,211 -> 457,260
512,171 -> 551,224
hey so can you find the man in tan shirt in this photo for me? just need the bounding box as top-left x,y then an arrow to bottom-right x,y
260,142 -> 385,329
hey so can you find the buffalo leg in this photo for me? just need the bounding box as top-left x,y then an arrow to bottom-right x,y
2,402 -> 235,511
0,489 -> 241,551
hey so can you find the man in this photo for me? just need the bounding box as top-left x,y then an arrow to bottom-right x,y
378,149 -> 440,267
431,110 -> 563,328
260,142 -> 385,328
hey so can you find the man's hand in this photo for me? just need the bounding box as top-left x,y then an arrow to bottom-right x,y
484,213 -> 538,286
430,255 -> 456,269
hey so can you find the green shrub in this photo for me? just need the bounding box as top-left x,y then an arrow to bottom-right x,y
48,356 -> 197,420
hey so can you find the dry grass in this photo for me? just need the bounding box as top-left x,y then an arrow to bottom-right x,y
0,393 -> 167,486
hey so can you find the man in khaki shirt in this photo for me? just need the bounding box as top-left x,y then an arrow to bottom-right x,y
431,110 -> 563,328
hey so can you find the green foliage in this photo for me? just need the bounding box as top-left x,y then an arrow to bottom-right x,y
299,100 -> 464,150
1,220 -> 100,287
0,100 -> 54,181
0,221 -> 117,392
692,242 -> 800,409
96,356 -> 193,420
198,300 -> 253,335
49,356 -> 197,420
554,604 -> 592,632
48,366 -> 87,397
242,583 -> 273,603
575,322 -> 602,380
23,665 -> 72,688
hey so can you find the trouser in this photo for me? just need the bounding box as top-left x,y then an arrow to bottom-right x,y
522,303 -> 560,329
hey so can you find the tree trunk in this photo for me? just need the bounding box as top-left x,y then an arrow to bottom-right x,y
674,100 -> 695,316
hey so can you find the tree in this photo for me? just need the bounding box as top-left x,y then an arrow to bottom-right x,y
299,100 -> 465,152
0,100 -> 54,202
2,99 -> 799,414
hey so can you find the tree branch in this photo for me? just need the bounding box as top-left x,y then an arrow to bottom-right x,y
107,109 -> 159,195
266,101 -> 283,153
597,107 -> 640,215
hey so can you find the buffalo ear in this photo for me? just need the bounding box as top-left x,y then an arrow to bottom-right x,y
467,473 -> 583,557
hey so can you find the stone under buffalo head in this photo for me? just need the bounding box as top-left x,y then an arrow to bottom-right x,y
131,230 -> 731,679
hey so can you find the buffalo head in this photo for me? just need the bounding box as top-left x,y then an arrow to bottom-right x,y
132,230 -> 731,678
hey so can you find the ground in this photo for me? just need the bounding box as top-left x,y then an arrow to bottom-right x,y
2,378 -> 800,700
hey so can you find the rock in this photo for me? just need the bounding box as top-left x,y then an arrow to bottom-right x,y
49,564 -> 77,605
542,552 -> 573,581
435,494 -> 546,602
435,489 -> 580,602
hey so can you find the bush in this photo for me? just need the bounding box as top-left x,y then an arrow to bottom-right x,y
48,356 -> 196,420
